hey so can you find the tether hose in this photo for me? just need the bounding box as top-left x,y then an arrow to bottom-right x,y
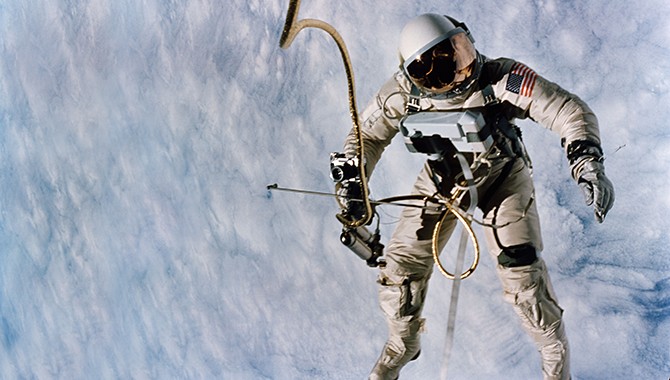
432,198 -> 480,280
279,0 -> 373,228
376,193 -> 480,281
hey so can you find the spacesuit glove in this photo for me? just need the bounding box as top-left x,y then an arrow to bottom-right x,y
335,181 -> 366,221
576,160 -> 614,223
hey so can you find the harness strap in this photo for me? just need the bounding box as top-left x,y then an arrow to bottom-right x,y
406,84 -> 422,114
481,84 -> 532,169
481,84 -> 499,106
458,84 -> 527,217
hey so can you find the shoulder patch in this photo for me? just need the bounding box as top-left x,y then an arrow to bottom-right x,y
505,63 -> 537,97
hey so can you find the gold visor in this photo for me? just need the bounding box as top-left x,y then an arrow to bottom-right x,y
403,31 -> 477,93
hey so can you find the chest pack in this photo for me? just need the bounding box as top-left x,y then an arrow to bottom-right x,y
399,83 -> 529,195
400,109 -> 494,155
401,83 -> 503,152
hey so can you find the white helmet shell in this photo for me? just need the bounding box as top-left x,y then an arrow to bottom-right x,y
398,13 -> 479,96
399,14 -> 458,65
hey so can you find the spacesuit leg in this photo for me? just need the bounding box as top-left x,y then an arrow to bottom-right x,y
496,258 -> 570,380
369,166 -> 456,380
481,161 -> 570,380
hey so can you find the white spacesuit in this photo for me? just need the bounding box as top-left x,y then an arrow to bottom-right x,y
340,13 -> 615,380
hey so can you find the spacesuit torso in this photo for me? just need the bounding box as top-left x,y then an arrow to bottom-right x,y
344,56 -> 601,186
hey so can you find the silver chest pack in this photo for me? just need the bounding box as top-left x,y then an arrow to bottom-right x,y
399,110 -> 494,155
397,83 -> 528,196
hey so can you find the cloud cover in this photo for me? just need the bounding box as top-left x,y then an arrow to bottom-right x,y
0,0 -> 668,378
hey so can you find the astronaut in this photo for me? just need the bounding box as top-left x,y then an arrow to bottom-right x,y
338,13 -> 615,380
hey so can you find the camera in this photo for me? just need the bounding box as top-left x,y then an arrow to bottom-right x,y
330,152 -> 360,183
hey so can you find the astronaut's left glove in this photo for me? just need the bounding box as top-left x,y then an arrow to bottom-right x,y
576,160 -> 615,223
567,140 -> 615,223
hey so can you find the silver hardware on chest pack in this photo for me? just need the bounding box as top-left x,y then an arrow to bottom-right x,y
400,110 -> 494,154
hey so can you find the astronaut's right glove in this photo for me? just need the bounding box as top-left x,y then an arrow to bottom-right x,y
567,141 -> 615,223
330,152 -> 368,222
335,180 -> 366,221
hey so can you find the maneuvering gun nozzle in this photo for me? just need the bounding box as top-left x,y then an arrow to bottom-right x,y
340,226 -> 385,267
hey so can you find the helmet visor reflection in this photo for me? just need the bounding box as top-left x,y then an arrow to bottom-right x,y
403,32 -> 477,93
406,39 -> 456,80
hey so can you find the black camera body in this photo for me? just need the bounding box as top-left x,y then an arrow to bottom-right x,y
330,152 -> 365,221
329,152 -> 360,183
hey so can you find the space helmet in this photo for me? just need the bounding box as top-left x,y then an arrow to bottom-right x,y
399,13 -> 480,96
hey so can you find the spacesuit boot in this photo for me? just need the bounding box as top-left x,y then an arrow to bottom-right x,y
369,324 -> 422,380
497,258 -> 570,380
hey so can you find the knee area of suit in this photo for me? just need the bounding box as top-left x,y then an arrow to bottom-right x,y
497,244 -> 538,268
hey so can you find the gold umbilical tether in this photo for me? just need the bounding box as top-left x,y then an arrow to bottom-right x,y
279,0 -> 373,228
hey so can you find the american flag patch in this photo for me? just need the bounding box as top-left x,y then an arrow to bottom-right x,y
506,63 -> 537,97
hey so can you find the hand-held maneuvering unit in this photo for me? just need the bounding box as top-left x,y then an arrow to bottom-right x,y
330,152 -> 386,267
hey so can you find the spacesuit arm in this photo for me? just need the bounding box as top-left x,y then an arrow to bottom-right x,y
342,73 -> 405,177
527,76 -> 601,148
489,58 -> 600,149
495,60 -> 614,221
